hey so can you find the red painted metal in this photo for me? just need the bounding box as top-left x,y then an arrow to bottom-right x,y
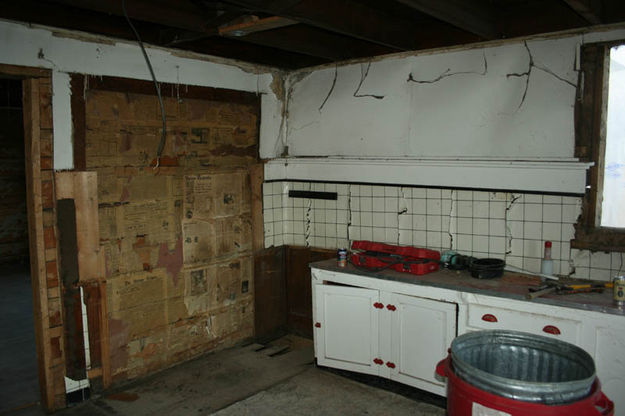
481,313 -> 498,322
373,302 -> 384,309
350,240 -> 440,276
373,358 -> 384,365
436,356 -> 613,415
386,304 -> 397,311
386,361 -> 396,369
543,325 -> 561,335
314,322 -> 321,328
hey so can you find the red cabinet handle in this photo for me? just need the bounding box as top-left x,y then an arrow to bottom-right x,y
481,314 -> 498,322
373,358 -> 384,365
314,322 -> 321,328
386,361 -> 396,369
373,302 -> 384,309
543,325 -> 561,335
386,304 -> 397,311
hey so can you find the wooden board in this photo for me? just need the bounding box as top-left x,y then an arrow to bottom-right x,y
253,246 -> 287,342
286,246 -> 335,338
23,77 -> 55,411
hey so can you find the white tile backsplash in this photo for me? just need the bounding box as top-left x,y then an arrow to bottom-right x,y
264,181 -> 620,281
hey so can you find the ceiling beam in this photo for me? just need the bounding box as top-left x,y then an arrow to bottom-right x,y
219,16 -> 298,36
562,0 -> 602,24
230,25 -> 395,61
219,0 -> 424,50
45,0 -> 210,32
393,0 -> 498,39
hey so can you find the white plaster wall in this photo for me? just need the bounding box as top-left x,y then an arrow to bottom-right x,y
0,20 -> 283,168
285,27 -> 625,159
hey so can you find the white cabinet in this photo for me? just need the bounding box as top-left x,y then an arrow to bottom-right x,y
311,266 -> 625,414
389,293 -> 456,394
313,276 -> 457,396
314,284 -> 380,376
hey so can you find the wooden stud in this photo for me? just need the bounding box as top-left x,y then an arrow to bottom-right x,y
250,163 -> 264,253
23,77 -> 56,412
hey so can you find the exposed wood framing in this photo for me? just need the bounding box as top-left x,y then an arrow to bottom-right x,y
395,0 -> 497,39
23,77 -> 56,411
563,0 -> 602,24
219,16 -> 298,37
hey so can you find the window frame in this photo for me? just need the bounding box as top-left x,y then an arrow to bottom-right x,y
573,40 -> 625,252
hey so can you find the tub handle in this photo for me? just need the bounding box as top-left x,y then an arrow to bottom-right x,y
594,391 -> 614,415
481,313 -> 498,322
542,325 -> 561,335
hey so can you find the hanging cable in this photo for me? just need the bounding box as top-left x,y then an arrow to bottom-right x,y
121,0 -> 167,168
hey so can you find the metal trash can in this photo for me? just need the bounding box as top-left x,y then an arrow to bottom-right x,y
436,330 -> 614,415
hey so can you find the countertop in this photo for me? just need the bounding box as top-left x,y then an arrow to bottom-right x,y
310,259 -> 625,316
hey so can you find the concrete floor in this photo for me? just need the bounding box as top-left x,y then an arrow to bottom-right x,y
0,263 -> 40,414
6,335 -> 445,415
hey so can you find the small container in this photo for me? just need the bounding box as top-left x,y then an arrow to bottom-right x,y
541,241 -> 553,278
337,248 -> 348,267
614,276 -> 625,306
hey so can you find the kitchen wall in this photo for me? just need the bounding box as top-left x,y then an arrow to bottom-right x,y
0,20 -> 283,169
264,181 -> 624,282
280,26 -> 625,160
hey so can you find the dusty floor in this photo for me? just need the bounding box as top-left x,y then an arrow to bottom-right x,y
0,263 -> 40,413
5,336 -> 445,416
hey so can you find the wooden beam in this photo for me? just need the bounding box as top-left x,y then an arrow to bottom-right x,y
394,0 -> 498,39
562,0 -> 602,24
23,77 -> 56,412
221,0 -> 419,50
219,16 -> 298,36
46,0 -> 209,33
232,25 -> 395,61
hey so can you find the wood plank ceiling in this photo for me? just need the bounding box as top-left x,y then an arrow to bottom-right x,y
2,0 -> 625,69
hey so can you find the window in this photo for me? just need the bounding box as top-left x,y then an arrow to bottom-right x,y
574,41 -> 625,251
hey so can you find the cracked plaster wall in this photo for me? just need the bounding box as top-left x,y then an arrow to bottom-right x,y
283,27 -> 625,159
263,181 -> 625,282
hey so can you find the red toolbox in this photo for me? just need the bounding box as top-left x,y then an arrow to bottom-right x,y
350,240 -> 440,275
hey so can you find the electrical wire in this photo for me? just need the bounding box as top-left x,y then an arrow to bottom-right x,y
121,0 -> 167,168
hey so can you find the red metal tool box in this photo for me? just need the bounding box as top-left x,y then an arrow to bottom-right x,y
350,240 -> 440,275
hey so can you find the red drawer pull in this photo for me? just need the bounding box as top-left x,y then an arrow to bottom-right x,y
373,358 -> 384,365
373,302 -> 384,309
481,314 -> 498,323
314,322 -> 321,328
386,304 -> 396,311
386,361 -> 396,369
543,325 -> 561,335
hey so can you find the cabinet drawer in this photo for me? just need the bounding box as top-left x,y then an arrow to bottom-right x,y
467,304 -> 581,345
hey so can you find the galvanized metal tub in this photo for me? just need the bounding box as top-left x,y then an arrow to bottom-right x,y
450,330 -> 596,405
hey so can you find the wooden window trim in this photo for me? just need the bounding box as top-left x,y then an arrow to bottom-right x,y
573,40 -> 625,252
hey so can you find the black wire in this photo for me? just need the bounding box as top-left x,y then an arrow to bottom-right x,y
121,0 -> 167,166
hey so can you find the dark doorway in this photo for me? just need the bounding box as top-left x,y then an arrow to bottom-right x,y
0,77 -> 40,412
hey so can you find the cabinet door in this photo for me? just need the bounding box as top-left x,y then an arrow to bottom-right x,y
594,325 -> 625,416
389,293 -> 456,395
314,284 -> 380,376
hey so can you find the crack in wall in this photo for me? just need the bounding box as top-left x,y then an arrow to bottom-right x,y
318,65 -> 338,112
304,184 -> 312,247
397,187 -> 410,245
447,190 -> 455,250
504,193 -> 522,256
347,185 -> 353,242
507,41 -> 577,111
353,62 -> 385,100
407,52 -> 488,84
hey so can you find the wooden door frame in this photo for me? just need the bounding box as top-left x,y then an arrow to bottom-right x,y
0,63 -> 59,411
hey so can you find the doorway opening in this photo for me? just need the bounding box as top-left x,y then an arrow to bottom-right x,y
0,77 -> 40,412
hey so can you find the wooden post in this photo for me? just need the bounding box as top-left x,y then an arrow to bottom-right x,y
23,78 -> 56,411
250,163 -> 264,253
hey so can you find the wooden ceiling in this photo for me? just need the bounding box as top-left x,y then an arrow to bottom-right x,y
3,0 -> 625,69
